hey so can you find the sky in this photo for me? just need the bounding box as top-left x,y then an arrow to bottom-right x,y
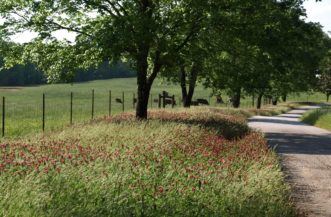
303,0 -> 331,35
3,0 -> 331,43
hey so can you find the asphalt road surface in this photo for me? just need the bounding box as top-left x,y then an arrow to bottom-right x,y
249,106 -> 331,217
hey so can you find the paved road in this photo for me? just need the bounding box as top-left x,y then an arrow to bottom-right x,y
248,106 -> 331,217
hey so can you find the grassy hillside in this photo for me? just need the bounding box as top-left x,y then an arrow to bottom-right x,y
0,108 -> 295,217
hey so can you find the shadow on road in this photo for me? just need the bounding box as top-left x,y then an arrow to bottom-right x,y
278,115 -> 301,119
282,112 -> 307,116
266,133 -> 331,155
249,118 -> 306,126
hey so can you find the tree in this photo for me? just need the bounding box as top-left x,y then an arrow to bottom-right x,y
160,29 -> 211,108
319,50 -> 331,101
202,0 -> 282,108
204,0 -> 329,109
0,0 -> 212,119
161,0 -> 282,108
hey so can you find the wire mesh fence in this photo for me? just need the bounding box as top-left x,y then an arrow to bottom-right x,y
0,90 -> 275,138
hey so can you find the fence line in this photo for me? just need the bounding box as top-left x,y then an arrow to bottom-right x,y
122,92 -> 125,112
42,93 -> 45,132
91,89 -> 95,120
0,90 -> 274,137
2,97 -> 5,137
70,92 -> 73,125
109,90 -> 112,116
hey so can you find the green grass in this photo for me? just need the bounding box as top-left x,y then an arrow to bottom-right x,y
0,77 -> 326,138
0,78 -> 215,137
301,106 -> 331,131
288,92 -> 328,103
0,108 -> 295,217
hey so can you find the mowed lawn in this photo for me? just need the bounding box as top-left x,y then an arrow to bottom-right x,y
0,108 -> 295,217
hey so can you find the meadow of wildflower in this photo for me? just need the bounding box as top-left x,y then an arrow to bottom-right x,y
0,108 -> 295,217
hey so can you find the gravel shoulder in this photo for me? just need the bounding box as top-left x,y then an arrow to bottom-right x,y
248,106 -> 331,217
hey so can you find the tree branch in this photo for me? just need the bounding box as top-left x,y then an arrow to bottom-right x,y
147,49 -> 162,86
47,19 -> 92,37
175,16 -> 204,52
104,0 -> 125,17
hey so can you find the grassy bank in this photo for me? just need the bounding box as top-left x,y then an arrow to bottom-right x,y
301,106 -> 331,131
0,108 -> 294,217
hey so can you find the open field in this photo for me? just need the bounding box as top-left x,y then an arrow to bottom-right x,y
0,108 -> 295,217
0,78 -> 236,137
0,78 -> 213,137
0,77 -> 327,137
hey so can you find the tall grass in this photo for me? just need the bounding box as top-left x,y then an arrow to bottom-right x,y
0,109 -> 295,216
301,106 -> 331,131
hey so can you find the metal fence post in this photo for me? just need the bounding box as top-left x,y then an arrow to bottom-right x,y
91,89 -> 95,119
70,92 -> 73,125
2,97 -> 5,137
133,93 -> 136,110
162,91 -> 166,108
122,92 -> 125,112
150,94 -> 153,108
42,93 -> 45,132
109,90 -> 112,116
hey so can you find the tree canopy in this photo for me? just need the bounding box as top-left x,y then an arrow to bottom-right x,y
0,0 -> 330,117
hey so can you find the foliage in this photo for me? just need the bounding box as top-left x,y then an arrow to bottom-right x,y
0,57 -> 45,86
0,59 -> 136,86
0,0 -> 330,115
0,109 -> 295,216
203,0 -> 330,108
318,50 -> 331,100
0,0 -> 215,118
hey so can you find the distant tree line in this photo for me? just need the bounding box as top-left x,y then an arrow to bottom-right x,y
73,62 -> 136,83
0,59 -> 136,86
0,58 -> 44,86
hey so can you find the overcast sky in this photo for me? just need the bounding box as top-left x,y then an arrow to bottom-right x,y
5,0 -> 331,43
303,0 -> 331,35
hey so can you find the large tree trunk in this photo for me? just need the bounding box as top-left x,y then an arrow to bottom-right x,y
136,49 -> 150,119
272,97 -> 278,106
180,66 -> 189,108
282,94 -> 287,102
231,88 -> 241,108
136,48 -> 161,119
135,1 -> 157,120
180,63 -> 198,108
327,93 -> 330,102
136,82 -> 150,119
257,93 -> 263,109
